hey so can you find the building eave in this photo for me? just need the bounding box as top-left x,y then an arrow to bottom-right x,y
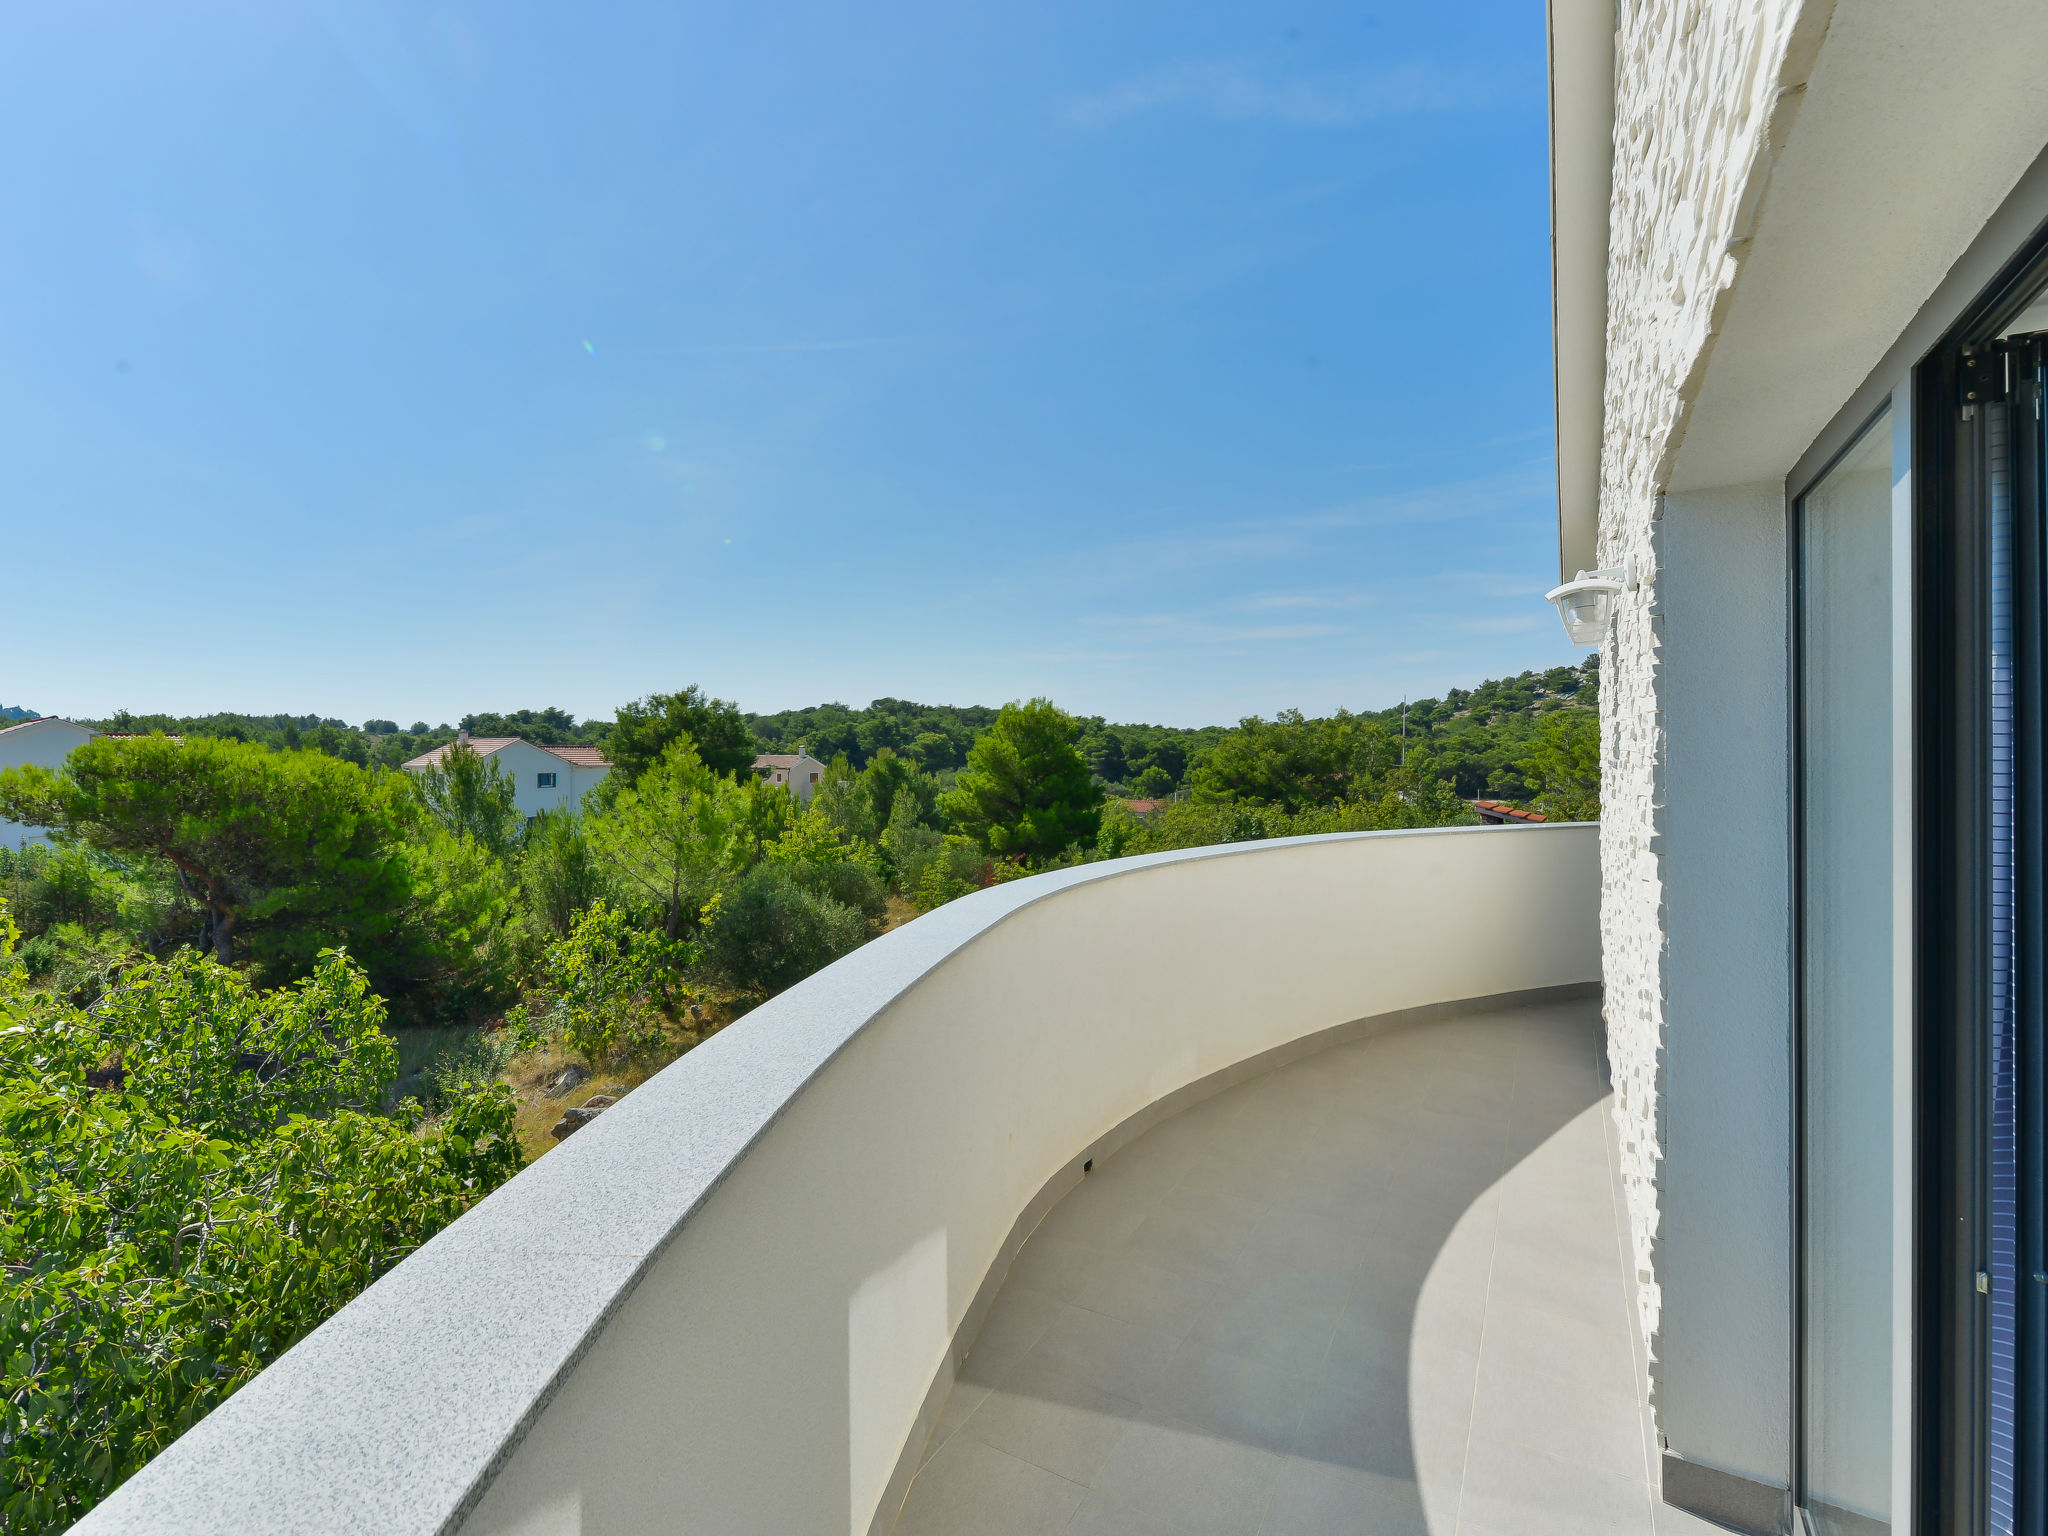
1547,0 -> 1615,582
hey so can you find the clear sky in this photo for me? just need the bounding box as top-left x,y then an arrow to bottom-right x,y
2,1 -> 1569,729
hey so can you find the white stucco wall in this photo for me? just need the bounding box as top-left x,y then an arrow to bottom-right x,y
1653,483 -> 1792,1489
0,719 -> 95,849
485,741 -> 608,819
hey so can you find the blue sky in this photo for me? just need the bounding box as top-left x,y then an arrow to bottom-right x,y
1,1 -> 1568,729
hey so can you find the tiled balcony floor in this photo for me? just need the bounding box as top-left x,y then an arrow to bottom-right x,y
890,998 -> 1717,1536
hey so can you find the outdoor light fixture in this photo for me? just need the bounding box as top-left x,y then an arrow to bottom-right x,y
1545,555 -> 1637,647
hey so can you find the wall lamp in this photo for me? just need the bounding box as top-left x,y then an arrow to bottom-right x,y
1545,555 -> 1637,647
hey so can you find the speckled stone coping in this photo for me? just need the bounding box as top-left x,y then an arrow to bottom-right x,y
73,825 -> 1592,1536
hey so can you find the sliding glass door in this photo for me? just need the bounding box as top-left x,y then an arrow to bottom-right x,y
1915,281 -> 2048,1536
1799,413 -> 1897,1536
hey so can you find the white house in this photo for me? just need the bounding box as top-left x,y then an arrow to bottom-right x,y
0,717 -> 95,850
401,734 -> 610,819
752,746 -> 827,805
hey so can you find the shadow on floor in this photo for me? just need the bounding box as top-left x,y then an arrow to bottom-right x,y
888,999 -> 1652,1536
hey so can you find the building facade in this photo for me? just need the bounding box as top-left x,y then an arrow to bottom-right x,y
401,735 -> 611,819
0,717 -> 95,849
753,747 -> 828,805
1556,0 -> 2048,1530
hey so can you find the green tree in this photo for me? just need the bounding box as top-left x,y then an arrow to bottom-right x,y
410,741 -> 522,859
1189,710 -> 1396,811
519,808 -> 612,939
0,736 -> 413,977
939,699 -> 1104,865
608,686 -> 756,783
0,926 -> 522,1530
400,829 -> 522,1022
1518,711 -> 1601,820
587,738 -> 751,938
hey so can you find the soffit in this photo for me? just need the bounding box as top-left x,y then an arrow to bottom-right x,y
1669,0 -> 2048,494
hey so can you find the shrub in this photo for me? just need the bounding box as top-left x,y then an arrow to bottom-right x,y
703,864 -> 869,997
0,927 -> 522,1530
780,856 -> 887,921
540,900 -> 690,1063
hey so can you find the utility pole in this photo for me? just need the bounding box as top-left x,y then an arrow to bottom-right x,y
1401,699 -> 1408,766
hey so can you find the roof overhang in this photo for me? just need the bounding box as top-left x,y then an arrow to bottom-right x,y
1667,2 -> 2048,494
1547,0 -> 1615,583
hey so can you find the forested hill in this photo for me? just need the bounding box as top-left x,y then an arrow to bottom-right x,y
749,656 -> 1596,803
68,655 -> 1594,804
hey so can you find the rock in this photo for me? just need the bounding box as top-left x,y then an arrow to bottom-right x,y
544,1064 -> 589,1100
548,1094 -> 618,1141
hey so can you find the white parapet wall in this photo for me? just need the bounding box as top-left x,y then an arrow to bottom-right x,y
74,822 -> 1600,1536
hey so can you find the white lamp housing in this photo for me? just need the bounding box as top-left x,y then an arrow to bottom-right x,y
1545,556 -> 1637,647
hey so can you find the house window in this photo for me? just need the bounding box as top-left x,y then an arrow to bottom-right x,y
810,772 -> 819,783
536,772 -> 557,789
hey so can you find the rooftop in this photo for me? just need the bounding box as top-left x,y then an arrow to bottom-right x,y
401,737 -> 609,771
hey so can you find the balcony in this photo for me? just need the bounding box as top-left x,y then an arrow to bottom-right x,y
75,823 -> 1701,1536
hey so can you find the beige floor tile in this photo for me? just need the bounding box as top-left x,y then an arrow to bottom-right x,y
960,1371 -> 1139,1487
1457,1434 -> 1655,1536
1466,1354 -> 1650,1485
1003,1236 -> 1106,1304
892,1435 -> 1087,1536
1145,1342 -> 1318,1456
1182,1285 -> 1344,1381
1013,1302 -> 1184,1401
1476,1296 -> 1639,1401
1257,1457 -> 1431,1536
963,1283 -> 1068,1386
888,999 -> 1652,1536
921,1377 -> 994,1467
1064,1252 -> 1218,1344
1087,1417 -> 1288,1536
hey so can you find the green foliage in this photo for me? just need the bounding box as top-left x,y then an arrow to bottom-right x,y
0,843 -> 194,958
608,686 -> 756,783
939,699 -> 1104,866
410,742 -> 522,860
0,939 -> 521,1528
539,901 -> 690,1063
746,698 -> 997,773
0,736 -> 415,980
587,738 -> 768,939
1518,711 -> 1601,821
766,808 -> 887,921
399,830 -> 523,1023
456,707 -> 604,748
812,748 -> 940,846
702,864 -> 869,997
1189,711 -> 1398,812
518,809 -> 613,940
14,923 -> 135,1006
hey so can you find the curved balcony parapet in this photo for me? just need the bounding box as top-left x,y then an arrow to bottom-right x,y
73,823 -> 1600,1536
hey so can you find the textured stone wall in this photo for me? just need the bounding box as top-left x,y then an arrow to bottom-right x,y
1598,0 -> 1834,1423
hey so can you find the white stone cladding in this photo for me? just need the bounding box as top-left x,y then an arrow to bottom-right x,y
1597,0 -> 1834,1414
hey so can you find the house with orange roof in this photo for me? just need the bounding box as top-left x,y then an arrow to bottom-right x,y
752,745 -> 827,805
401,731 -> 611,819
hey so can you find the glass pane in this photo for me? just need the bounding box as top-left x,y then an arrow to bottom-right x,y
1801,412 -> 1894,1536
